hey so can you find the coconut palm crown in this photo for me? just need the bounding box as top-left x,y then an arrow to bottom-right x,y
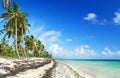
1,2 -> 30,58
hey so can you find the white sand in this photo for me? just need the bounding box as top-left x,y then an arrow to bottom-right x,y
7,61 -> 54,78
0,57 -> 54,78
0,58 -> 99,78
46,61 -> 84,78
66,63 -> 94,78
6,61 -> 93,78
53,61 -> 98,78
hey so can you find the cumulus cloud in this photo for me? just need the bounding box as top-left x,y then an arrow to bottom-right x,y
83,13 -> 110,25
113,11 -> 120,24
74,45 -> 96,57
48,43 -> 96,59
84,13 -> 97,23
102,48 -> 120,56
33,28 -> 120,59
48,43 -> 120,59
48,43 -> 71,58
102,48 -> 114,56
48,43 -> 63,55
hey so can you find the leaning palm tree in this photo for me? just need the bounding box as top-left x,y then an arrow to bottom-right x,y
17,11 -> 31,57
1,2 -> 30,58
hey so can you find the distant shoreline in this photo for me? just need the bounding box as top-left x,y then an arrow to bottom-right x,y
58,59 -> 120,78
56,59 -> 120,61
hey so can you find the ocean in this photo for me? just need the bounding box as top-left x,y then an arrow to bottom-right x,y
59,59 -> 120,78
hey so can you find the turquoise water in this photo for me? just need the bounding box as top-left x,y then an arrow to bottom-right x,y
60,60 -> 120,78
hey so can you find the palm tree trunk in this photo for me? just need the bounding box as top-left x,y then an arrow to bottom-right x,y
26,48 -> 29,57
11,42 -> 16,56
23,48 -> 27,57
38,51 -> 40,56
23,39 -> 27,57
15,18 -> 20,58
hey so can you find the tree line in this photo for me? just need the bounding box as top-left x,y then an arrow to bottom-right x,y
0,1 -> 52,59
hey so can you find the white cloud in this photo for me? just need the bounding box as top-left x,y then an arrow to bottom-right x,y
39,31 -> 61,45
83,13 -> 109,25
74,45 -> 96,57
102,48 -> 114,56
48,43 -> 120,59
40,31 -> 61,38
48,43 -> 72,58
102,48 -> 120,56
113,12 -> 120,24
117,51 -> 120,56
66,38 -> 72,42
48,43 -> 63,55
84,11 -> 120,25
38,30 -> 120,59
48,44 -> 96,59
33,27 -> 120,59
84,13 -> 97,23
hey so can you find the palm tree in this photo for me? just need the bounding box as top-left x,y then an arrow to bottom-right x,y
16,11 -> 31,58
25,35 -> 35,50
0,38 -> 7,53
35,40 -> 42,56
0,38 -> 8,55
1,2 -> 30,58
24,35 -> 35,56
1,38 -> 8,47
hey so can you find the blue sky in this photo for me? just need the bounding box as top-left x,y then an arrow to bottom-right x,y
1,0 -> 120,59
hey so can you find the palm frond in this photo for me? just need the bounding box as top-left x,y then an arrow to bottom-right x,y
12,2 -> 19,12
0,29 -> 5,34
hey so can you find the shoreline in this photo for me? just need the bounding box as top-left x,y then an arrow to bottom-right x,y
63,62 -> 94,78
42,61 -> 85,78
0,58 -> 95,78
42,60 -> 57,78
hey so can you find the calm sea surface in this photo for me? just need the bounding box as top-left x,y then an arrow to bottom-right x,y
59,59 -> 120,78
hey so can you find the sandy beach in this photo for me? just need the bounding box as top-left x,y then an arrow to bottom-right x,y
42,61 -> 85,78
0,58 -> 95,78
7,60 -> 54,78
0,57 -> 54,78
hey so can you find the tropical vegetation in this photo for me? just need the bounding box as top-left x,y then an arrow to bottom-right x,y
0,1 -> 53,59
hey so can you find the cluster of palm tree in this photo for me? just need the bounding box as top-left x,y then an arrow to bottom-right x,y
0,38 -> 14,57
24,35 -> 52,58
0,1 -> 52,59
